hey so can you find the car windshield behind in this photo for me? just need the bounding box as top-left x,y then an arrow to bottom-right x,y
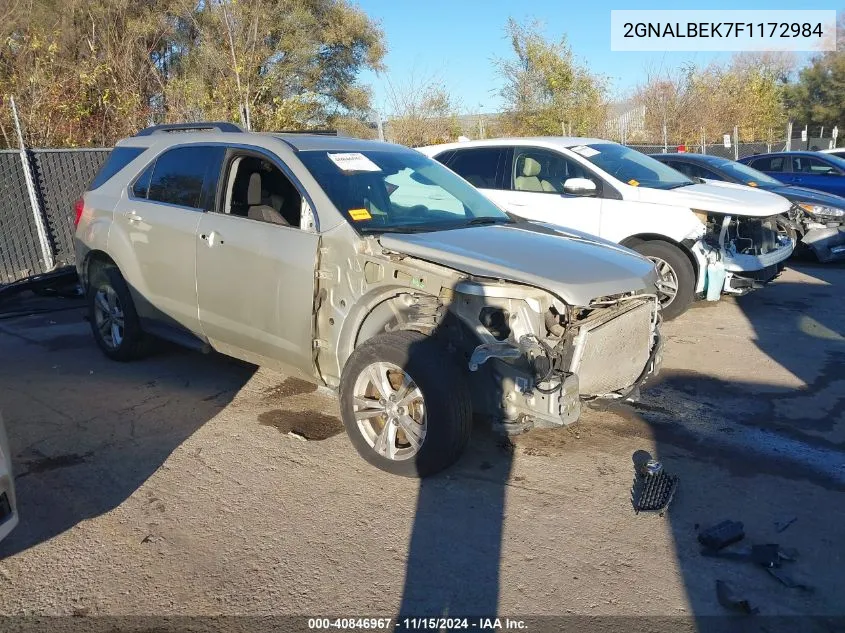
297,149 -> 511,233
713,159 -> 783,186
575,143 -> 694,190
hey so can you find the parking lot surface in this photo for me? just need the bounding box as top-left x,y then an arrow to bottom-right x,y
0,264 -> 843,623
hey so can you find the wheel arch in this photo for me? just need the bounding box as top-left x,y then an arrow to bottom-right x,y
619,233 -> 700,280
82,250 -> 118,288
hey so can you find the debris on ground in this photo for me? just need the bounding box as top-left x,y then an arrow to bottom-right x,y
766,567 -> 814,592
631,452 -> 679,515
698,520 -> 745,550
716,579 -> 758,615
775,516 -> 798,533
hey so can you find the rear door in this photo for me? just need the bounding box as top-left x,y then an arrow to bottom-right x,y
195,148 -> 319,377
0,413 -> 18,544
117,145 -> 225,334
789,155 -> 845,196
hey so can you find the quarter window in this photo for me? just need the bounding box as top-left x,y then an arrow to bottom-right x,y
145,146 -> 225,210
89,147 -> 145,190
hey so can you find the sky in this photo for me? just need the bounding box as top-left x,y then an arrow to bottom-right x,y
355,0 -> 837,115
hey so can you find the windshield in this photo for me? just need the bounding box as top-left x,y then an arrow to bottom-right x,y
714,159 -> 783,186
575,143 -> 694,190
297,149 -> 511,233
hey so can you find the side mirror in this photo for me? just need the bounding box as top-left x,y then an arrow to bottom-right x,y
563,177 -> 598,197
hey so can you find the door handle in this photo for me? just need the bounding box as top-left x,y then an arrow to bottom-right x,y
200,231 -> 224,246
125,211 -> 143,224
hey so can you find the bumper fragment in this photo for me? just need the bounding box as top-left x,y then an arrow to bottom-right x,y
802,226 -> 845,263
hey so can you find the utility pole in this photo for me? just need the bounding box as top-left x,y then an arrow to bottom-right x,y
376,110 -> 384,142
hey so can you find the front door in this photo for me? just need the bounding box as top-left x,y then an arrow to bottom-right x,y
789,155 -> 845,196
195,150 -> 319,377
495,147 -> 602,235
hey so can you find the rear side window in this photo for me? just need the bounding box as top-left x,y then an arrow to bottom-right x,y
447,148 -> 503,189
749,156 -> 785,172
89,147 -> 145,190
145,146 -> 225,210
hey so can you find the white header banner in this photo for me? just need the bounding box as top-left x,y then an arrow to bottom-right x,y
611,10 -> 837,52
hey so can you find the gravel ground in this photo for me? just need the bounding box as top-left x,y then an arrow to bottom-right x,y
0,264 -> 843,627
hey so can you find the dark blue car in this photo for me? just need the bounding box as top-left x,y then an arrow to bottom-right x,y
738,151 -> 845,197
651,152 -> 845,262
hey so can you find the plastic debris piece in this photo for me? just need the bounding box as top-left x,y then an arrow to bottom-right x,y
775,517 -> 797,533
766,568 -> 814,592
698,520 -> 745,551
716,580 -> 758,615
631,460 -> 679,515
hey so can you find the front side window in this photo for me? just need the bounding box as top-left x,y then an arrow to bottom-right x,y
574,143 -> 694,190
145,146 -> 224,210
221,154 -> 302,227
792,156 -> 842,175
445,148 -> 503,189
512,148 -> 591,193
297,149 -> 511,234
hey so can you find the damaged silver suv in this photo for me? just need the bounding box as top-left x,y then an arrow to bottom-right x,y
74,123 -> 663,477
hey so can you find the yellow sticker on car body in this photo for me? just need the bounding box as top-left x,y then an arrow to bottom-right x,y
348,208 -> 372,221
628,179 -> 639,186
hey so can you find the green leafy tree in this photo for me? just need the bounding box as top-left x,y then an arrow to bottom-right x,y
495,18 -> 608,137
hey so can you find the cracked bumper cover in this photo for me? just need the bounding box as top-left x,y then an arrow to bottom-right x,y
802,226 -> 845,263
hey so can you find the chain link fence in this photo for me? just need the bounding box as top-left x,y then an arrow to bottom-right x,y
0,148 -> 110,285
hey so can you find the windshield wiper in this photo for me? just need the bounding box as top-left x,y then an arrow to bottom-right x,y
359,224 -> 439,234
665,182 -> 696,189
464,216 -> 511,225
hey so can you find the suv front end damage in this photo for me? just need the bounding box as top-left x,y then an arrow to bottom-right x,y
784,203 -> 845,263
454,281 -> 662,433
689,212 -> 793,298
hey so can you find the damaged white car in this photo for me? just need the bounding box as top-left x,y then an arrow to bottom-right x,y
75,125 -> 662,476
421,138 -> 795,319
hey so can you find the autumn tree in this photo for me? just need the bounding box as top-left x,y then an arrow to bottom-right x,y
495,19 -> 608,137
0,0 -> 386,147
381,73 -> 460,147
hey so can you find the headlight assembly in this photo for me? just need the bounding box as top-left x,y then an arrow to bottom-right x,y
797,202 -> 845,219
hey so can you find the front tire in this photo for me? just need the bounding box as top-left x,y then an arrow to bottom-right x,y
339,330 -> 472,477
631,240 -> 695,320
88,265 -> 150,361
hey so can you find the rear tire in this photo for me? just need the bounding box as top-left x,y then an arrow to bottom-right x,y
339,330 -> 472,477
632,240 -> 695,320
88,265 -> 150,361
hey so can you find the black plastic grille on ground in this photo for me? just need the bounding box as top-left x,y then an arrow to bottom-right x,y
0,150 -> 46,284
31,149 -> 111,267
632,470 -> 679,514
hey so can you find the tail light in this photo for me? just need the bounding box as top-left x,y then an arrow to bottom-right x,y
73,198 -> 85,227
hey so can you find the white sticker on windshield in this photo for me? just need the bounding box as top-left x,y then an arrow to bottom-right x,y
570,145 -> 600,158
328,152 -> 381,172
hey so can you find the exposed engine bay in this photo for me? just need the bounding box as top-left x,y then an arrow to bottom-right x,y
690,211 -> 794,297
446,281 -> 662,432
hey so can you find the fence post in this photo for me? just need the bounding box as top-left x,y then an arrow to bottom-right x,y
733,125 -> 739,160
767,128 -> 772,153
9,96 -> 54,272
786,121 -> 793,151
701,128 -> 706,155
